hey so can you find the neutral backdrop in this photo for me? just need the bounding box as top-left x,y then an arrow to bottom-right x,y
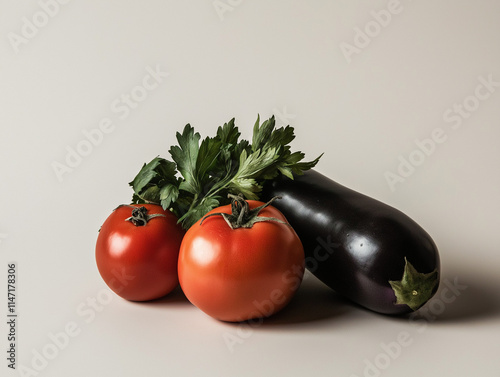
1,1 -> 500,376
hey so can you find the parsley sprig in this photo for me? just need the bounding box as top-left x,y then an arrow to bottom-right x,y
130,115 -> 322,229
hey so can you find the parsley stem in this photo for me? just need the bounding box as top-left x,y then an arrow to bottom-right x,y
186,194 -> 199,213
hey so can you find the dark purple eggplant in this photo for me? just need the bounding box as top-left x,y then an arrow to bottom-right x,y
262,169 -> 440,315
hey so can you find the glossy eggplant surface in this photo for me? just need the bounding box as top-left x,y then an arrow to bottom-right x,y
262,169 -> 440,315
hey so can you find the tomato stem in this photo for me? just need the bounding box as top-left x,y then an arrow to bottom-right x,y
125,206 -> 166,226
199,194 -> 289,229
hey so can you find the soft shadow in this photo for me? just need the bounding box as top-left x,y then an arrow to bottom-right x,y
258,268 -> 500,326
390,267 -> 500,325
429,276 -> 500,323
131,286 -> 192,307
246,273 -> 353,327
341,271 -> 500,324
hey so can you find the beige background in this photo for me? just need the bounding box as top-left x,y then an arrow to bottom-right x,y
1,1 -> 499,376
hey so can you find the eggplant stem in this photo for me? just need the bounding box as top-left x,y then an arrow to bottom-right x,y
388,257 -> 439,311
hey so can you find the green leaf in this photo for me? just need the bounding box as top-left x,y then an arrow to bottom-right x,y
216,119 -> 248,176
265,125 -> 295,151
159,184 -> 179,210
228,177 -> 260,199
140,185 -> 161,203
178,196 -> 220,228
173,195 -> 194,221
129,157 -> 178,205
234,139 -> 250,158
129,157 -> 176,195
131,193 -> 146,205
216,118 -> 240,145
252,115 -> 276,152
290,153 -> 323,175
197,136 -> 222,184
236,148 -> 279,179
227,148 -> 279,197
169,125 -> 201,195
278,166 -> 294,179
129,115 -> 323,230
283,151 -> 304,165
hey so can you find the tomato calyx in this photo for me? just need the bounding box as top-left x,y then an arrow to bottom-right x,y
123,205 -> 166,226
199,194 -> 289,229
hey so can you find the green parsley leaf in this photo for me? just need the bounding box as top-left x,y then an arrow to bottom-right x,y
169,125 -> 201,195
129,157 -> 179,207
129,115 -> 322,229
228,148 -> 279,198
252,115 -> 275,152
216,118 -> 240,145
196,136 -> 222,189
129,157 -> 176,194
177,196 -> 220,228
159,184 -> 179,210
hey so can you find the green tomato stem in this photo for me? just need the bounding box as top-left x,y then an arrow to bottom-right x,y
199,194 -> 289,229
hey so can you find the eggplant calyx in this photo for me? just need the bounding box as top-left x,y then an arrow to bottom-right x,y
125,206 -> 166,226
200,194 -> 289,229
388,257 -> 439,311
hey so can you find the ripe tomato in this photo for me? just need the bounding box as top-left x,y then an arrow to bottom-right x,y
178,196 -> 305,322
95,204 -> 184,301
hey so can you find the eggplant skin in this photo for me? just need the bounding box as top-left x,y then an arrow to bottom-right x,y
262,169 -> 440,315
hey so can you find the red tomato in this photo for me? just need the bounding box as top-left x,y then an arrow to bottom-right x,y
178,198 -> 305,322
95,204 -> 184,301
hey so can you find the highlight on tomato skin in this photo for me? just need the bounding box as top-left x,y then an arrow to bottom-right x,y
95,204 -> 185,302
177,196 -> 305,322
